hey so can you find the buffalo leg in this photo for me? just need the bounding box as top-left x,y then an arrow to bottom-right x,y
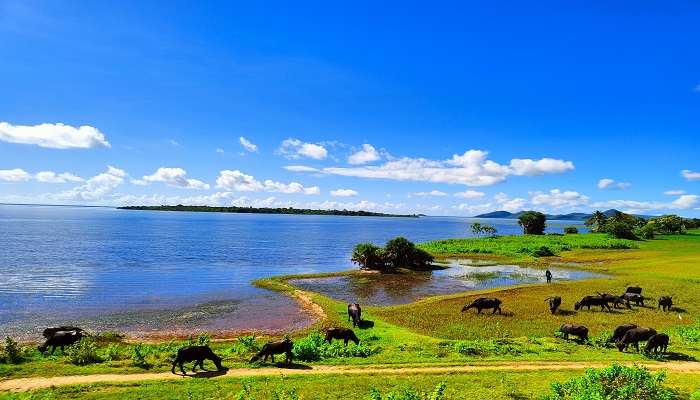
344,338 -> 349,346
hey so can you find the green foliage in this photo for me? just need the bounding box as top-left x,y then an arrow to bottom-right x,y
1,336 -> 23,364
104,343 -> 125,361
130,343 -> 151,369
453,339 -> 524,356
292,331 -> 326,361
533,246 -> 555,257
292,331 -> 377,361
353,237 -> 434,271
120,205 -> 417,218
674,318 -> 700,343
94,331 -> 124,344
368,382 -> 447,400
543,364 -> 676,400
564,226 -> 579,234
585,211 -> 607,233
470,222 -> 483,236
586,332 -> 613,349
651,215 -> 686,234
65,338 -> 102,366
237,334 -> 260,352
189,332 -> 211,347
604,220 -> 638,240
637,224 -> 656,239
518,211 -> 546,235
352,243 -> 388,271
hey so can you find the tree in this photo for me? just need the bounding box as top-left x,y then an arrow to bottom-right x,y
482,225 -> 498,237
564,226 -> 579,234
351,243 -> 387,271
585,211 -> 607,233
518,211 -> 546,235
652,215 -> 685,234
604,220 -> 637,240
470,222 -> 483,236
383,237 -> 434,269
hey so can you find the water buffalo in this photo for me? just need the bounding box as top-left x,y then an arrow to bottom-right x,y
626,286 -> 642,295
462,298 -> 502,314
574,295 -> 612,312
658,296 -> 673,312
348,303 -> 362,327
38,330 -> 84,354
42,326 -> 83,339
325,327 -> 359,346
559,324 -> 589,342
250,339 -> 293,365
545,296 -> 561,314
596,293 -> 625,309
645,333 -> 669,354
621,292 -> 645,308
545,270 -> 552,283
616,327 -> 657,352
608,323 -> 638,343
171,345 -> 226,375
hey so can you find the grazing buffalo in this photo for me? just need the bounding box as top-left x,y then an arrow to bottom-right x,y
616,327 -> 657,352
621,292 -> 645,308
348,303 -> 362,328
325,327 -> 359,346
42,326 -> 83,339
545,296 -> 562,314
559,324 -> 589,342
462,298 -> 502,314
658,296 -> 673,312
250,339 -> 293,365
626,286 -> 642,295
574,295 -> 612,312
645,333 -> 670,354
171,345 -> 225,375
608,323 -> 638,343
38,330 -> 84,354
596,293 -> 625,309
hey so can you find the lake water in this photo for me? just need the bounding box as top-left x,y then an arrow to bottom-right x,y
0,204 -> 586,339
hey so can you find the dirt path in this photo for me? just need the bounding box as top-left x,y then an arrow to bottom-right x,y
2,361 -> 700,393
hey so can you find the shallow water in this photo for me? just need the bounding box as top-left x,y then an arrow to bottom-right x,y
290,260 -> 604,306
0,204 -> 586,339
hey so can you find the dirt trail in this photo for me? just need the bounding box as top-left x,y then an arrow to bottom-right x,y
2,361 -> 700,393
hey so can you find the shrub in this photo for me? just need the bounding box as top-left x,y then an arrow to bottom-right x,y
384,237 -> 434,269
94,331 -> 124,344
292,331 -> 325,361
238,334 -> 260,352
292,331 -> 378,361
104,343 -> 124,361
1,337 -> 22,364
564,226 -> 579,234
674,319 -> 700,343
533,246 -> 555,257
453,339 -> 523,356
66,338 -> 101,365
518,211 -> 546,235
369,382 -> 447,400
543,364 -> 676,400
351,243 -> 387,271
130,343 -> 151,369
604,220 -> 638,240
637,224 -> 656,239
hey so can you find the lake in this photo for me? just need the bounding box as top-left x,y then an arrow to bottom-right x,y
0,204 -> 587,339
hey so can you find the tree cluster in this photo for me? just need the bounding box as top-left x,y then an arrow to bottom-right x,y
351,237 -> 434,271
517,211 -> 547,235
470,222 -> 498,237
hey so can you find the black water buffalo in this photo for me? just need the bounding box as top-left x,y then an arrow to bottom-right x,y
608,323 -> 638,343
348,303 -> 362,328
171,345 -> 226,375
616,327 -> 657,352
626,286 -> 642,295
621,292 -> 645,307
645,333 -> 669,354
42,326 -> 83,339
658,296 -> 673,312
325,327 -> 359,346
574,295 -> 612,312
559,324 -> 589,341
545,296 -> 562,314
462,298 -> 502,314
38,330 -> 84,354
250,339 -> 293,365
596,293 -> 625,309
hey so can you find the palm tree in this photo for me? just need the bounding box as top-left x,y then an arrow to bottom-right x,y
585,211 -> 607,232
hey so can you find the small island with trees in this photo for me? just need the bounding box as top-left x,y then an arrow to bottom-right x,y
118,204 -> 420,218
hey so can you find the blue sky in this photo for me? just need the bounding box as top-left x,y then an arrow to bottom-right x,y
1,1 -> 699,216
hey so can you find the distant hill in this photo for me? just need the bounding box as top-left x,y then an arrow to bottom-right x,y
473,209 -> 644,221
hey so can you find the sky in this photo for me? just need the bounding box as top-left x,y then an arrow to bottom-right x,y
1,1 -> 699,217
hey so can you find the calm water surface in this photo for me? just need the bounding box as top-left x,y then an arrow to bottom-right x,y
0,205 -> 586,338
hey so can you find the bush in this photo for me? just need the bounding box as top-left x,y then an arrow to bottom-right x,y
543,364 -> 676,400
292,331 -> 378,361
66,338 -> 102,365
453,339 -> 524,356
292,331 -> 325,361
564,226 -> 579,234
637,224 -> 656,239
104,343 -> 125,361
130,343 -> 151,369
351,243 -> 387,271
533,246 -> 555,257
518,211 -> 546,235
238,334 -> 260,352
674,318 -> 700,343
369,382 -> 447,400
384,237 -> 435,269
604,220 -> 638,240
1,337 -> 22,364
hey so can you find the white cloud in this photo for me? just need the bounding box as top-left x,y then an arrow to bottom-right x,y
597,178 -> 631,190
330,189 -> 359,197
284,165 -> 319,172
592,194 -> 699,213
35,171 -> 84,183
0,168 -> 31,182
682,169 -> 700,181
664,190 -> 685,196
348,144 -> 381,165
278,138 -> 328,160
413,190 -> 447,197
137,167 -> 210,190
263,180 -> 320,195
216,170 -> 319,195
672,195 -> 699,209
239,137 -> 258,153
0,122 -> 110,149
56,166 -> 126,201
215,148 -> 225,154
320,150 -> 573,186
530,189 -> 589,209
454,190 -> 486,199
494,192 -> 528,212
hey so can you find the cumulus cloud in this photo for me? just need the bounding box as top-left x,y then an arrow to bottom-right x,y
682,169 -> 700,181
530,189 -> 589,209
135,167 -> 210,190
216,170 -> 319,195
278,138 -> 328,160
0,122 -> 110,149
348,144 -> 381,165
239,137 -> 258,153
413,190 -> 447,197
664,190 -> 686,196
493,192 -> 528,212
320,150 -> 573,186
263,180 -> 320,195
454,190 -> 486,199
597,178 -> 631,190
330,189 -> 358,197
592,194 -> 699,213
55,166 -> 127,201
35,171 -> 84,183
284,165 -> 320,172
0,168 -> 31,182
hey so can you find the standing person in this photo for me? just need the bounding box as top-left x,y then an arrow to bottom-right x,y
545,269 -> 552,283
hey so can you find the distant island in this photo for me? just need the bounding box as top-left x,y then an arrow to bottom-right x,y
473,209 -> 649,221
118,205 -> 420,218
